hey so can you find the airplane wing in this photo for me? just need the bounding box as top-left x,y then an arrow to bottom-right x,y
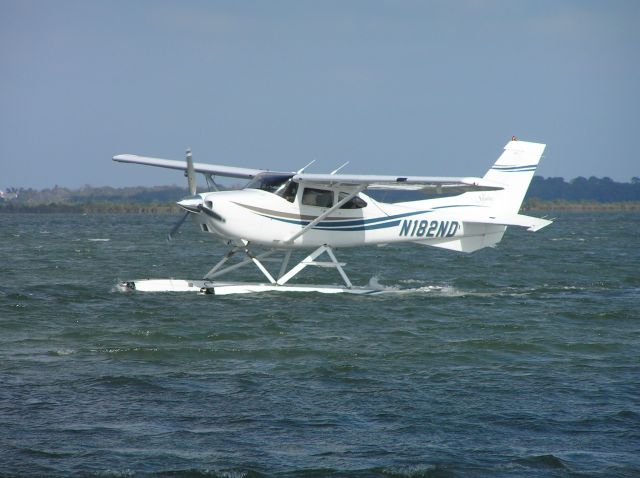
293,173 -> 504,193
112,154 -> 265,179
113,155 -> 504,192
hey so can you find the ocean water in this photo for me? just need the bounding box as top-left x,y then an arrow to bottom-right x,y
1,212 -> 639,478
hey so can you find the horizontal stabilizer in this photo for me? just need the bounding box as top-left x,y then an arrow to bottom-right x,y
463,214 -> 552,232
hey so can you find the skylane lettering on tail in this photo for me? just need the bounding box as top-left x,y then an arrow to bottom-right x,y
113,137 -> 552,294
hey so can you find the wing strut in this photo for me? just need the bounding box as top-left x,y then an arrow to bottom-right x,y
276,245 -> 352,287
203,246 -> 279,282
201,243 -> 353,288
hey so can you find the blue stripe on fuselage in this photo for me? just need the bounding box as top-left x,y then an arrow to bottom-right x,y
255,210 -> 429,229
313,220 -> 402,232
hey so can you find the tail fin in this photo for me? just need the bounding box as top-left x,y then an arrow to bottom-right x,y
480,139 -> 546,214
413,139 -> 548,253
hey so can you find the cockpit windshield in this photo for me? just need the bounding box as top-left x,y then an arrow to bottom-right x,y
245,173 -> 294,193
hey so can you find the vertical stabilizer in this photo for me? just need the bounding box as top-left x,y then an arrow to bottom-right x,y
407,139 -> 547,253
480,139 -> 546,214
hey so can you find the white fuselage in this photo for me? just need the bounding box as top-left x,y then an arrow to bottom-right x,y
191,187 -> 480,250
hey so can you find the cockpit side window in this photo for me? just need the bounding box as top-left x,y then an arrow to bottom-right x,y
339,192 -> 367,209
277,181 -> 298,203
302,188 -> 334,208
245,174 -> 294,193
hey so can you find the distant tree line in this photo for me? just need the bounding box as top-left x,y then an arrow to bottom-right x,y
526,176 -> 640,202
0,202 -> 180,214
1,185 -> 189,205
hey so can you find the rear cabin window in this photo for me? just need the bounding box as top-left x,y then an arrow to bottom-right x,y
339,192 -> 367,209
302,188 -> 334,208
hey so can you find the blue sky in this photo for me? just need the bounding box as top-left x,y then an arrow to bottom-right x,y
1,0 -> 638,188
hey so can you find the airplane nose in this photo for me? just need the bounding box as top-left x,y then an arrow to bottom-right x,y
177,195 -> 226,222
177,196 -> 202,213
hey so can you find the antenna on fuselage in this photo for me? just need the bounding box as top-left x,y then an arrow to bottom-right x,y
297,159 -> 316,174
330,161 -> 349,175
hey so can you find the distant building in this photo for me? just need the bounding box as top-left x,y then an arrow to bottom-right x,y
0,189 -> 19,201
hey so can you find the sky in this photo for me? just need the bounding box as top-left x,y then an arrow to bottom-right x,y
1,0 -> 639,189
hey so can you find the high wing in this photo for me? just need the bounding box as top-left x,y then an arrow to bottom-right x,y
113,154 -> 504,193
293,173 -> 504,193
112,154 -> 265,179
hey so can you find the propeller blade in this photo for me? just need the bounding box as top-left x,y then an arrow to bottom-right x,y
186,148 -> 197,196
199,204 -> 225,223
166,211 -> 191,242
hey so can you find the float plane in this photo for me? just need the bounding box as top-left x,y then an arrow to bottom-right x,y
114,137 -> 550,295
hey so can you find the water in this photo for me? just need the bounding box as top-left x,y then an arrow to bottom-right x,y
1,212 -> 639,477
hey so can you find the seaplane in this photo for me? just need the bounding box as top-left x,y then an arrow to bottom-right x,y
113,137 -> 551,295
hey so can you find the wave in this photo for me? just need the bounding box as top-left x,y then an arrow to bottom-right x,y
153,470 -> 262,478
83,374 -> 168,392
512,454 -> 566,469
20,447 -> 77,458
49,348 -> 76,356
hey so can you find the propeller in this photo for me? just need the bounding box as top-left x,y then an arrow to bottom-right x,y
166,149 -> 225,242
167,211 -> 191,242
186,148 -> 196,196
175,196 -> 226,222
198,204 -> 225,222
166,149 -> 196,242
